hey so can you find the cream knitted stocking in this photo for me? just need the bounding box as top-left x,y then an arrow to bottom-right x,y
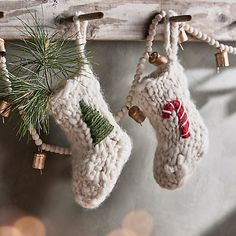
49,16 -> 132,208
134,11 -> 208,189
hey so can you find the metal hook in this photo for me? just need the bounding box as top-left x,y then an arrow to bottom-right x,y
55,12 -> 104,25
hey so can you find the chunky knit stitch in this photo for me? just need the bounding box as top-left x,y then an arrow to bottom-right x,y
49,15 -> 132,208
162,99 -> 191,139
134,11 -> 208,189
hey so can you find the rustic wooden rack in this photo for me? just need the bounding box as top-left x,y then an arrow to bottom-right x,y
0,0 -> 235,41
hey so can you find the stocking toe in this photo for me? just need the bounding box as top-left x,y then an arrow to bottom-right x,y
72,130 -> 132,209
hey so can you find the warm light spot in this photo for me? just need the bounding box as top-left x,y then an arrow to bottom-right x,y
0,206 -> 24,225
14,216 -> 46,236
0,226 -> 22,236
122,210 -> 154,236
107,228 -> 136,236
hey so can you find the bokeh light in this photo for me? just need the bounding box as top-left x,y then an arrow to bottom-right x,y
0,226 -> 22,236
107,228 -> 136,236
14,216 -> 46,236
122,210 -> 154,236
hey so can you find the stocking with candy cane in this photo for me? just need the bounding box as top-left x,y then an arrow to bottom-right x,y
133,11 -> 208,189
49,13 -> 132,208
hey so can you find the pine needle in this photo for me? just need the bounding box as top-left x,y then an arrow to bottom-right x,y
0,12 -> 88,138
0,71 -> 52,138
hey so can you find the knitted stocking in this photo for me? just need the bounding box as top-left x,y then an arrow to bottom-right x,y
134,11 -> 208,189
49,17 -> 132,208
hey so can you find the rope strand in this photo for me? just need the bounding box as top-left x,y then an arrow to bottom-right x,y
182,22 -> 236,54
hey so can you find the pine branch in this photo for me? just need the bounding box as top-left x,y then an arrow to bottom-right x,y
0,13 -> 90,138
10,15 -> 88,91
0,71 -> 52,137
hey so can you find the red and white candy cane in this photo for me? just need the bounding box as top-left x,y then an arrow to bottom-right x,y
162,99 -> 190,139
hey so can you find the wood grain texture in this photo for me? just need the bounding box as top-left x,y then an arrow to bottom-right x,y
0,0 -> 236,41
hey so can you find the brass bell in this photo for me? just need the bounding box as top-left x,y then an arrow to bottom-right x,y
149,52 -> 168,66
178,27 -> 188,44
0,38 -> 6,55
215,50 -> 229,72
128,106 -> 146,124
32,152 -> 46,171
0,100 -> 11,118
178,27 -> 188,50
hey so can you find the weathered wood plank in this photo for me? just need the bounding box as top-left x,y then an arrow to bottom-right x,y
0,0 -> 235,41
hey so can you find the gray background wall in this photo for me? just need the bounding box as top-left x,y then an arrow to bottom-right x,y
0,41 -> 236,236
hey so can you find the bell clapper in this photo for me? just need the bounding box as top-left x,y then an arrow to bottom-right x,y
179,43 -> 184,51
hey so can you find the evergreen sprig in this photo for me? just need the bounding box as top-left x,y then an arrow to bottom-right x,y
0,13 -> 88,138
11,15 -> 86,90
0,70 -> 52,137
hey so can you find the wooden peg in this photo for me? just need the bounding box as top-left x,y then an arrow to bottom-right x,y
160,15 -> 192,24
55,12 -> 104,25
0,12 -> 4,19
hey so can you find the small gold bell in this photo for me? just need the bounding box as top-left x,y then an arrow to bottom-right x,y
149,52 -> 168,66
128,106 -> 146,124
32,152 -> 46,171
0,100 -> 11,118
215,50 -> 229,72
178,27 -> 188,50
0,38 -> 6,55
178,27 -> 188,44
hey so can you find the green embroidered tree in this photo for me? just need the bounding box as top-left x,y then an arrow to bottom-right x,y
79,99 -> 114,145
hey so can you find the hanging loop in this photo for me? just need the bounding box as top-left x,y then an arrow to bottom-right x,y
164,10 -> 181,62
159,14 -> 191,24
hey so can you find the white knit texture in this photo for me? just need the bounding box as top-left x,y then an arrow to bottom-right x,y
134,12 -> 208,189
49,17 -> 132,208
0,56 -> 11,93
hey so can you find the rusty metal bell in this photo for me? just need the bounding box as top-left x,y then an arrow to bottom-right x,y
128,106 -> 146,124
32,152 -> 46,171
149,52 -> 168,66
215,50 -> 229,72
0,100 -> 11,118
